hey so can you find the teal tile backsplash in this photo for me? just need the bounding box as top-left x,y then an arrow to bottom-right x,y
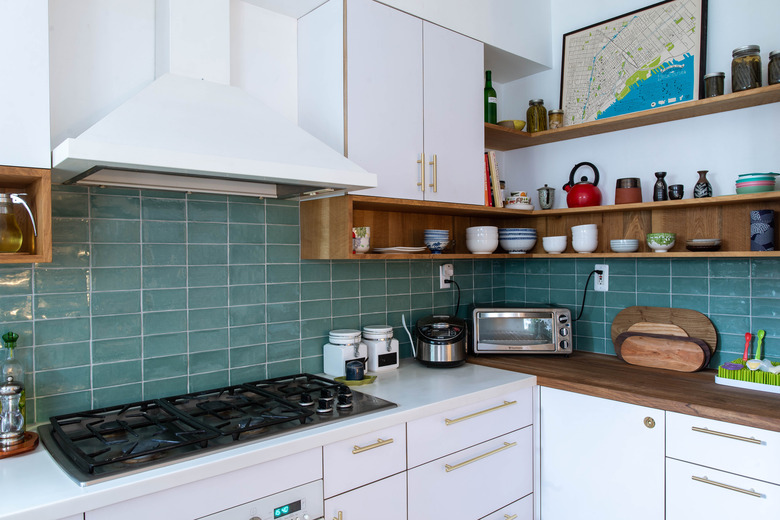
2,185 -> 780,425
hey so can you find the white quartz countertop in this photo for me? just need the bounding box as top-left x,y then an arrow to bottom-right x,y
1,360 -> 535,520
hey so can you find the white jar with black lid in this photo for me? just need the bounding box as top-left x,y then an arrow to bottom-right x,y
362,325 -> 399,373
323,329 -> 367,378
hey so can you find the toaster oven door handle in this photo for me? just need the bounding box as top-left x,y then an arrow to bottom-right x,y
444,400 -> 517,425
445,441 -> 517,472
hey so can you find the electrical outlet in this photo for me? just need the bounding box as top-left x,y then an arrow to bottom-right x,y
594,264 -> 609,292
439,264 -> 454,289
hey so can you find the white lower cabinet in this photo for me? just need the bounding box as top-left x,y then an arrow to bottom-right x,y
408,428 -> 532,520
324,471 -> 407,520
479,495 -> 533,520
58,516 -> 84,520
539,387 -> 665,520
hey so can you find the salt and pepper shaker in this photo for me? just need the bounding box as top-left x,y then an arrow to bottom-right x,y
0,376 -> 25,447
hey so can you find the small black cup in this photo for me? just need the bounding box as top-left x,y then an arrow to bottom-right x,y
345,360 -> 365,381
668,184 -> 684,200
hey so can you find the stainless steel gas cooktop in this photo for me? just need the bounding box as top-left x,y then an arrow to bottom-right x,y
38,373 -> 396,486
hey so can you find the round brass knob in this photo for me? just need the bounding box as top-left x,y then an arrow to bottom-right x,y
644,416 -> 656,429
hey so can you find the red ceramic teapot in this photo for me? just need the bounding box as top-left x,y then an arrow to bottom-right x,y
563,162 -> 602,208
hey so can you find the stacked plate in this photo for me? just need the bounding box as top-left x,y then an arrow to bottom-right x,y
736,173 -> 778,194
498,228 -> 537,254
424,229 -> 450,254
466,226 -> 498,254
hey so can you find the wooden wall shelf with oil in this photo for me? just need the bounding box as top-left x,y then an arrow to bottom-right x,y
0,166 -> 52,264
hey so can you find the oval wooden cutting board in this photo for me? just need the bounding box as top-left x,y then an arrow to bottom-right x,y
611,306 -> 717,354
614,331 -> 711,372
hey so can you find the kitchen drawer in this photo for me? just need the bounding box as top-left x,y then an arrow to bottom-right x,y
479,494 -> 533,520
667,458 -> 780,519
407,387 -> 531,468
407,427 -> 532,520
323,422 -> 406,498
324,472 -> 407,520
667,411 -> 780,484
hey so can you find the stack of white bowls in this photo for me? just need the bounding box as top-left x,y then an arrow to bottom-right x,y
498,228 -> 537,254
424,229 -> 450,254
571,224 -> 598,253
466,226 -> 498,254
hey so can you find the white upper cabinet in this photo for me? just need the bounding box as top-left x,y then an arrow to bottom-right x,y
299,0 -> 485,205
0,0 -> 51,168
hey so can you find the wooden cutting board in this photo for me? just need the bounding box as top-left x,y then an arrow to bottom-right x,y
614,332 -> 710,372
611,306 -> 717,354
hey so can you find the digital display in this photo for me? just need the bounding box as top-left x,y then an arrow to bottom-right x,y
273,500 -> 302,518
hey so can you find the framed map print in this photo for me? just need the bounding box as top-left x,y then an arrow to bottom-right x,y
560,0 -> 707,125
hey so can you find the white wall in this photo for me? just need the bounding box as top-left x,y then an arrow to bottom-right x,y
496,0 -> 780,207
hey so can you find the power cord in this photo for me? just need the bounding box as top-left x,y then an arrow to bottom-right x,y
445,278 -> 461,317
574,269 -> 603,322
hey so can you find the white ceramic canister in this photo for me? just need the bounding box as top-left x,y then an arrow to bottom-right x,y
323,329 -> 368,378
362,325 -> 400,373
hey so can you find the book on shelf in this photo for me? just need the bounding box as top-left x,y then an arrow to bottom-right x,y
487,150 -> 503,207
483,153 -> 493,206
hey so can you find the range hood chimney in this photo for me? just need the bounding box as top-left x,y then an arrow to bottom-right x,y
51,0 -> 375,198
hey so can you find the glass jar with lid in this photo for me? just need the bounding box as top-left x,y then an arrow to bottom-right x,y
731,45 -> 762,92
526,99 -> 547,133
548,109 -> 564,129
769,50 -> 780,85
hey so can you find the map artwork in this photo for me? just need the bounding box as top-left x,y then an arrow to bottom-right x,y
561,0 -> 705,125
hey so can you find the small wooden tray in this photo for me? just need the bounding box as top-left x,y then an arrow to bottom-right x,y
0,432 -> 39,459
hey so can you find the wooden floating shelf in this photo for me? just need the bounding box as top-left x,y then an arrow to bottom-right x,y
485,84 -> 780,151
0,166 -> 52,264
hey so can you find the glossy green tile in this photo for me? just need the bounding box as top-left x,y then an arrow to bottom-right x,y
525,288 -> 551,305
526,274 -> 550,289
91,291 -> 141,316
35,392 -> 92,423
91,219 -> 140,243
637,276 -> 670,293
34,317 -> 90,346
230,223 -> 266,245
143,266 -> 187,289
141,198 -> 186,221
751,258 -> 780,279
301,356 -> 323,374
93,384 -> 143,408
52,190 -> 90,218
231,365 -> 267,383
93,314 -> 142,341
332,298 -> 359,317
549,289 -> 576,305
265,201 -> 299,225
190,350 -> 228,374
670,295 -> 707,313
190,371 -> 230,392
267,283 -> 300,303
410,261 -> 433,277
188,222 -> 228,244
143,310 -> 186,335
410,292 -> 433,309
229,304 -> 266,327
92,244 -> 141,267
93,360 -> 142,388
360,279 -> 386,297
751,298 -> 780,317
35,342 -> 90,371
710,296 -> 750,316
188,200 -> 227,222
605,291 -> 637,308
266,245 -> 299,264
143,221 -> 186,243
361,262 -> 386,279
188,244 -> 227,265
143,377 -> 188,399
331,280 -> 358,299
188,308 -> 228,331
229,265 -> 264,285
47,244 -> 90,269
188,193 -> 226,202
143,354 -> 187,379
635,293 -> 671,307
229,324 -> 265,348
752,278 -> 780,298
710,259 -> 749,279
387,294 -> 410,312
299,282 -> 328,302
143,333 -> 187,357
229,202 -> 264,224
267,359 -> 301,378
228,285 -> 264,306
710,278 -> 749,297
709,314 -> 751,335
300,262 -> 330,282
52,219 -> 89,243
229,244 -> 264,264
267,321 -> 300,343
92,267 -> 141,291
189,287 -> 228,309
301,318 -> 330,338
609,275 -> 636,292
410,276 -> 433,293
752,317 -> 780,337
92,337 -> 142,363
0,295 -> 32,322
331,263 -> 354,281
671,258 -> 708,277
36,366 -> 90,396
143,288 -> 186,312
34,268 -> 88,294
34,293 -> 89,319
267,264 -> 299,284
189,266 -> 228,287
231,345 -> 266,367
267,302 -> 299,323
189,329 -> 228,353
91,194 -> 140,219
266,224 -> 298,245
143,244 -> 186,266
361,296 -> 386,314
672,276 -> 708,295
637,258 -> 671,276
267,341 -> 300,362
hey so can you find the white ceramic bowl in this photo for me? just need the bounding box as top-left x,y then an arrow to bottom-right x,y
542,236 -> 567,254
647,233 -> 676,253
572,236 -> 598,253
466,226 -> 498,234
466,236 -> 499,254
571,224 -> 597,233
500,237 -> 536,254
610,239 -> 639,253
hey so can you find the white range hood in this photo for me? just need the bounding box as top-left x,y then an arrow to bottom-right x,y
51,0 -> 375,198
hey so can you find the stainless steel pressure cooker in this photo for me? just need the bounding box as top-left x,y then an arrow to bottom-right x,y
415,315 -> 467,367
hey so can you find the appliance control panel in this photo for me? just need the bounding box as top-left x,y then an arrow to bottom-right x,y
196,480 -> 323,520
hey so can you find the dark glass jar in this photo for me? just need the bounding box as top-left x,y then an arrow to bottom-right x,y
731,45 -> 762,92
703,72 -> 725,97
526,99 -> 547,133
769,50 -> 780,85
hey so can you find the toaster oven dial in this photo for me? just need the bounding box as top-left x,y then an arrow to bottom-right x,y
559,327 -> 569,337
558,314 -> 569,323
559,340 -> 569,350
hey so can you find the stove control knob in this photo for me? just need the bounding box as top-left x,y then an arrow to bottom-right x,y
337,384 -> 352,397
317,398 -> 333,413
320,388 -> 334,401
337,393 -> 353,409
299,392 -> 314,406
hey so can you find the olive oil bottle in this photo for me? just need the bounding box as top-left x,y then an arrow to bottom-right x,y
484,70 -> 497,124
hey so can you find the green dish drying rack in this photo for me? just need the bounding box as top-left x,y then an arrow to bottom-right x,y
716,359 -> 780,394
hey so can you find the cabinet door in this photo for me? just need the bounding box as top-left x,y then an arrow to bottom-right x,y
346,0 -> 424,200
0,0 -> 50,168
324,472 -> 407,520
667,458 -> 780,519
479,495 -> 533,520
540,387 -> 665,520
422,21 -> 484,205
408,428 -> 532,520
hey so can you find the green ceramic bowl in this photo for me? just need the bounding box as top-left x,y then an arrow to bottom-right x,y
736,185 -> 775,194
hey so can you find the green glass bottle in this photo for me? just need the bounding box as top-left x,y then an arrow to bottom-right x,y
484,70 -> 497,124
1,332 -> 25,429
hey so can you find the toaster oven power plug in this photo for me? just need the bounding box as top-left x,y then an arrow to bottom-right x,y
574,269 -> 603,322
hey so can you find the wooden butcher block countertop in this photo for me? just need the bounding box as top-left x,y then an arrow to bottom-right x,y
468,351 -> 780,433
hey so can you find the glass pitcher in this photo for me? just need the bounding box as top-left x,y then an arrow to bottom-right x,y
0,193 -> 37,254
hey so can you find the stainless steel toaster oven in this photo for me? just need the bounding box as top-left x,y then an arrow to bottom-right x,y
472,307 -> 572,354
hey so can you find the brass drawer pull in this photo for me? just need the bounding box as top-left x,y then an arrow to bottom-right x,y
445,441 -> 517,473
333,512 -> 343,520
416,153 -> 426,192
691,426 -> 762,444
352,437 -> 394,454
504,515 -> 518,520
691,475 -> 762,498
445,400 -> 517,426
428,154 -> 438,192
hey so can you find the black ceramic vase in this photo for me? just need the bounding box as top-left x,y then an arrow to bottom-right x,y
653,172 -> 668,201
694,170 -> 712,198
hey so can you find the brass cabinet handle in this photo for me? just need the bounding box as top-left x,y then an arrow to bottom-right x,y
333,512 -> 343,520
691,475 -> 762,498
504,515 -> 518,520
352,437 -> 394,454
428,154 -> 438,192
445,441 -> 517,472
691,426 -> 762,444
445,400 -> 517,426
416,153 -> 426,192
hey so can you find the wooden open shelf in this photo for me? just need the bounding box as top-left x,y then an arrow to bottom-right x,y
0,166 -> 52,263
300,193 -> 780,259
485,84 -> 780,151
